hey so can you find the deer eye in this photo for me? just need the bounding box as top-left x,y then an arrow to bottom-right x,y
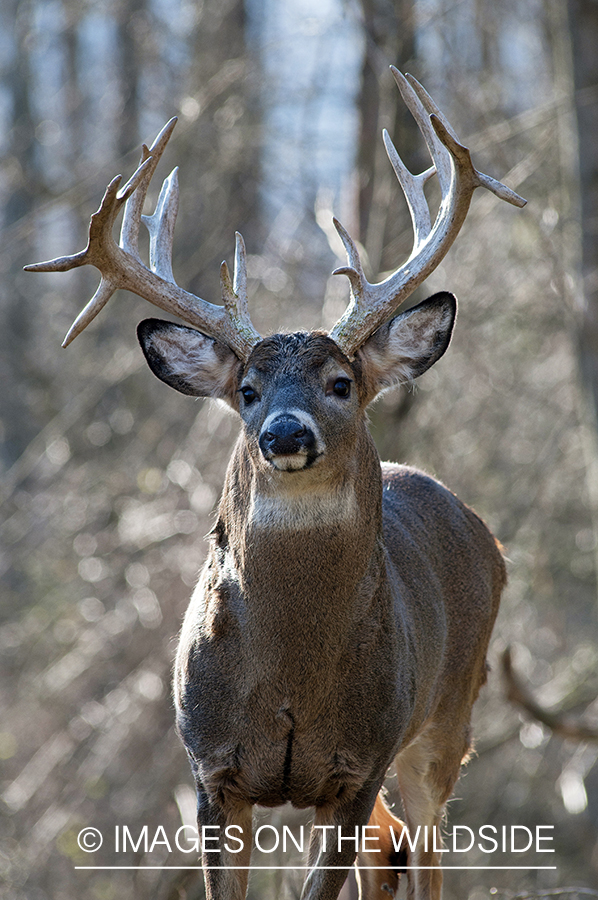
240,385 -> 257,404
332,378 -> 351,398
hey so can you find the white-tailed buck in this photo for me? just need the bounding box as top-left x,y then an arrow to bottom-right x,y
28,69 -> 525,899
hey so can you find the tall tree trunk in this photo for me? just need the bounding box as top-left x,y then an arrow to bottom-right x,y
356,0 -> 419,449
356,0 -> 418,272
567,0 -> 598,426
0,0 -> 40,466
116,0 -> 146,155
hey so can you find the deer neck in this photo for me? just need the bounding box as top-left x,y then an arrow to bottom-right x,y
216,430 -> 384,607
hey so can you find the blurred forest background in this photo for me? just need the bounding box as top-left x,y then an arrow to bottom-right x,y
2,0 -> 598,898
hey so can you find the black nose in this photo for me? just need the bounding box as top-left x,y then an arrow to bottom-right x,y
259,416 -> 316,457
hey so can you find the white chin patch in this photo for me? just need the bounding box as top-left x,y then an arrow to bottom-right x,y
270,454 -> 308,471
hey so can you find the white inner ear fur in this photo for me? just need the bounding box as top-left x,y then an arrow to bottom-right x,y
361,300 -> 454,395
149,328 -> 238,400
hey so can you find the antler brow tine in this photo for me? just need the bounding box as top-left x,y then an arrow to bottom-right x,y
25,118 -> 261,361
328,67 -> 526,358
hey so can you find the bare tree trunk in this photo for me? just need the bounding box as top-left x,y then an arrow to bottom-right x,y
356,0 -> 419,451
0,0 -> 40,465
116,0 -> 146,155
567,0 -> 598,427
62,1 -> 84,176
357,0 -> 418,273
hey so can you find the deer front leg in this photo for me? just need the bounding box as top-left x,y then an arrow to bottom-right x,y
195,786 -> 253,900
301,780 -> 383,900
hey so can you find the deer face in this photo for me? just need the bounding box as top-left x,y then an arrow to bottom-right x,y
137,292 -> 456,476
237,333 -> 362,474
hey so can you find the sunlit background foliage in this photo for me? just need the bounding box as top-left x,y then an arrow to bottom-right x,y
1,0 -> 598,897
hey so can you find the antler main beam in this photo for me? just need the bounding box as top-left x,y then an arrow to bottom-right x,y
328,68 -> 527,358
25,118 -> 261,362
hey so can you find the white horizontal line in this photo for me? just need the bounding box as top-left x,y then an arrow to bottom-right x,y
74,866 -> 557,871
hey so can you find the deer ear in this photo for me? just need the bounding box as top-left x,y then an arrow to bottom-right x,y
359,292 -> 457,399
137,319 -> 241,404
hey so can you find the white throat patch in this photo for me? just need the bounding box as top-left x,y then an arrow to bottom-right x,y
248,483 -> 358,531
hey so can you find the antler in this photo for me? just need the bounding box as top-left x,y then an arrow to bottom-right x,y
25,118 -> 261,362
328,68 -> 527,358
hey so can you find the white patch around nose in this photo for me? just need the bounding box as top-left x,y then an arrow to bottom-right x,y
260,408 -> 325,457
270,453 -> 309,471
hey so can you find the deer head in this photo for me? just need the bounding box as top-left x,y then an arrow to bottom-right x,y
135,291 -> 456,502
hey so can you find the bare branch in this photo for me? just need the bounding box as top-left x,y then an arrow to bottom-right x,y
502,647 -> 598,744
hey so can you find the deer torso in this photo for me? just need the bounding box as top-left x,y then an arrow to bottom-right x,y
174,444 -> 504,814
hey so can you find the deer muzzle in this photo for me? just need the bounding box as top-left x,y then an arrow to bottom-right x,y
259,415 -> 318,470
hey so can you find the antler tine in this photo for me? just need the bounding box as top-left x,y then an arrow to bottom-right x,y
391,68 -> 451,195
142,167 -> 179,283
25,167 -> 153,347
61,280 -> 118,348
404,73 -> 461,147
382,129 -> 432,252
25,119 -> 262,361
220,232 -> 262,352
328,69 -> 527,359
120,116 -> 178,259
406,73 -> 527,209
